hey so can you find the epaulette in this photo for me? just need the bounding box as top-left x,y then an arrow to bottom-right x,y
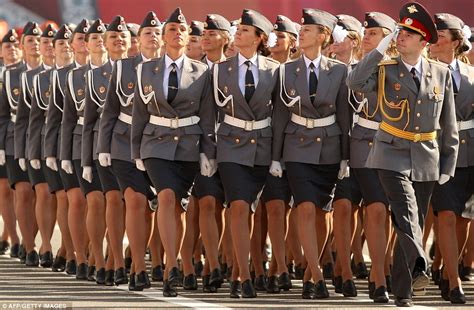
378,59 -> 398,66
327,58 -> 345,65
265,57 -> 280,65
189,58 -> 207,68
426,57 -> 448,68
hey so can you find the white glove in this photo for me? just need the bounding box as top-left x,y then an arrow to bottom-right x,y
376,28 -> 398,54
61,160 -> 74,174
337,160 -> 350,180
199,153 -> 211,177
135,159 -> 145,171
0,150 -> 5,166
19,158 -> 27,171
30,159 -> 41,170
82,166 -> 93,183
98,153 -> 111,167
208,159 -> 218,177
269,160 -> 283,178
46,157 -> 58,171
438,174 -> 450,185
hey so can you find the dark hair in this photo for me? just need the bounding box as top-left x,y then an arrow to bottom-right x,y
449,29 -> 469,57
255,28 -> 270,56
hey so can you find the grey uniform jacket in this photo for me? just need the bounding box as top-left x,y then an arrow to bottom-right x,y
214,55 -> 279,167
0,62 -> 27,156
347,49 -> 458,181
453,61 -> 474,168
44,63 -> 76,159
272,56 -> 351,165
81,61 -> 113,167
28,69 -> 53,160
97,55 -> 143,163
131,55 -> 215,162
14,64 -> 47,159
60,64 -> 90,161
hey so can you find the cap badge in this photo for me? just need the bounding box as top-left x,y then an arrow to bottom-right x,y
273,24 -> 278,29
301,17 -> 305,23
151,20 -> 157,26
117,25 -> 123,31
64,32 -> 70,39
407,5 -> 418,14
33,28 -> 39,35
363,21 -> 368,27
48,31 -> 53,36
97,26 -> 103,31
9,36 -> 15,42
178,14 -> 185,22
405,18 -> 413,25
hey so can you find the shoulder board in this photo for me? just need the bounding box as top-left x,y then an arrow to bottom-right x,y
378,59 -> 398,66
265,57 -> 280,65
426,58 -> 448,68
189,58 -> 207,67
327,58 -> 345,65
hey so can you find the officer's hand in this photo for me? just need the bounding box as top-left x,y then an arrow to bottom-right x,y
269,161 -> 283,178
199,153 -> 211,177
438,174 -> 450,185
135,159 -> 146,171
98,153 -> 112,167
46,157 -> 58,171
376,28 -> 399,54
61,160 -> 74,174
19,158 -> 27,171
208,159 -> 218,177
338,160 -> 350,180
30,159 -> 41,170
82,166 -> 93,183
0,150 -> 5,166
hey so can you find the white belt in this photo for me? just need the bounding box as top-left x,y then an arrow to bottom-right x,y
223,115 -> 271,131
458,119 -> 474,131
118,112 -> 132,125
10,114 -> 16,123
149,115 -> 200,128
77,116 -> 84,125
356,116 -> 380,130
291,113 -> 336,129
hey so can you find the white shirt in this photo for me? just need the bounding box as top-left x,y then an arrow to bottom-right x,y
448,59 -> 461,91
238,53 -> 259,96
206,57 -> 214,70
303,54 -> 322,84
402,57 -> 422,81
163,53 -> 185,98
141,53 -> 151,63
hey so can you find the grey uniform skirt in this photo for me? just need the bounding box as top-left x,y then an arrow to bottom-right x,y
72,160 -> 102,196
95,160 -> 120,193
261,171 -> 292,205
6,156 -> 30,189
285,162 -> 339,211
112,159 -> 155,201
28,160 -> 47,187
43,162 -> 64,193
192,171 -> 225,204
333,172 -> 363,206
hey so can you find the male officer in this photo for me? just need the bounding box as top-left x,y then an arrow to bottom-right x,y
347,2 -> 458,307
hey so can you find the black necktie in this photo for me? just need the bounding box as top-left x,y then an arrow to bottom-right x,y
410,67 -> 420,91
167,63 -> 178,103
448,65 -> 458,94
244,60 -> 255,103
309,63 -> 318,103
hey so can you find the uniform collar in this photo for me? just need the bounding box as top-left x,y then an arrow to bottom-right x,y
401,57 -> 422,75
448,59 -> 458,71
303,54 -> 322,70
141,53 -> 151,63
165,53 -> 185,70
43,64 -> 51,70
238,53 -> 258,67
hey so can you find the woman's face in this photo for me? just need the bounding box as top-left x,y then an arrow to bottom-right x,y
39,37 -> 54,59
1,42 -> 22,64
234,24 -> 260,49
362,27 -> 385,53
298,25 -> 321,50
105,31 -> 130,54
201,29 -> 227,53
86,33 -> 106,54
269,31 -> 293,54
429,29 -> 458,59
70,33 -> 88,54
139,26 -> 162,51
163,22 -> 189,49
331,36 -> 353,56
22,35 -> 40,58
224,40 -> 239,58
186,35 -> 203,59
54,39 -> 73,62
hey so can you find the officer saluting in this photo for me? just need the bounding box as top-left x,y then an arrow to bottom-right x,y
347,2 -> 458,307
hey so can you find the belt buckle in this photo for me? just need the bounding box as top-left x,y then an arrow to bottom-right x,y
413,133 -> 421,142
244,120 -> 254,131
305,118 -> 314,129
170,118 -> 179,129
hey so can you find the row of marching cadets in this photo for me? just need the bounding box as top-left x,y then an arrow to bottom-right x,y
0,1 -> 472,306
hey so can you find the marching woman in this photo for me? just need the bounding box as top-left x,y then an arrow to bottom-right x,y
429,13 -> 473,304
272,8 -> 351,299
212,9 -> 279,298
45,22 -> 89,279
81,16 -> 128,285
132,7 -> 215,297
97,12 -> 161,290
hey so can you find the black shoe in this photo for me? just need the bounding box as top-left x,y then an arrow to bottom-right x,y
87,265 -> 96,281
18,244 -> 26,263
151,265 -> 164,282
40,251 -> 53,268
65,260 -> 77,275
395,296 -> 413,307
266,276 -> 280,293
412,269 -> 429,292
459,263 -> 472,281
333,276 -> 343,293
202,275 -> 217,293
9,243 -> 20,258
183,274 -> 198,290
449,286 -> 466,304
295,264 -> 305,280
368,281 -> 375,299
323,263 -> 334,279
254,274 -> 267,291
278,272 -> 292,291
76,263 -> 88,280
124,256 -> 132,274
241,279 -> 257,298
105,269 -> 115,286
373,286 -> 389,303
209,268 -> 223,288
302,281 -> 315,299
431,267 -> 441,285
439,277 -> 450,301
229,280 -> 241,298
51,255 -> 66,272
25,250 -> 39,267
163,279 -> 178,297
95,268 -> 106,285
354,262 -> 369,279
385,275 -> 392,292
342,279 -> 357,297
168,267 -> 180,287
128,273 -> 139,291
135,271 -> 151,290
220,262 -> 228,276
114,267 -> 128,285
0,240 -> 10,255
194,261 -> 203,277
314,280 -> 329,299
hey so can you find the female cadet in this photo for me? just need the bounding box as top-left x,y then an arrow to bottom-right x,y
186,21 -> 205,60
0,29 -> 22,258
45,22 -> 89,279
97,11 -> 161,290
212,9 -> 279,298
429,13 -> 473,304
81,16 -> 129,285
272,8 -> 351,299
132,7 -> 215,297
347,12 -> 396,302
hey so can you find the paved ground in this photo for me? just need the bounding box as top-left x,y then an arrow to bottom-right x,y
0,220 -> 472,309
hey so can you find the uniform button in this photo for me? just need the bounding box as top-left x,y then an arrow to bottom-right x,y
235,138 -> 240,143
329,104 -> 333,108
415,126 -> 420,131
461,139 -> 466,144
368,141 -> 373,146
416,113 -> 421,117
417,100 -> 421,104
250,139 -> 256,144
300,137 -> 304,142
173,136 -> 179,141
316,137 -> 321,142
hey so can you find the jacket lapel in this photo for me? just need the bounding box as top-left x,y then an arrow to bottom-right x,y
150,57 -> 178,116
418,57 -> 431,99
173,56 -> 195,103
225,55 -> 255,118
248,55 -> 270,108
456,61 -> 470,103
313,56 -> 331,112
396,56 -> 419,95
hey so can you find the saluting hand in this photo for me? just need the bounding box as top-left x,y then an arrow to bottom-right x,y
46,157 -> 58,171
19,158 -> 27,172
30,159 -> 41,170
376,28 -> 399,54
98,153 -> 112,167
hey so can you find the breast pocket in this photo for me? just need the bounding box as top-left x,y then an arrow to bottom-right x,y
428,92 -> 444,118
